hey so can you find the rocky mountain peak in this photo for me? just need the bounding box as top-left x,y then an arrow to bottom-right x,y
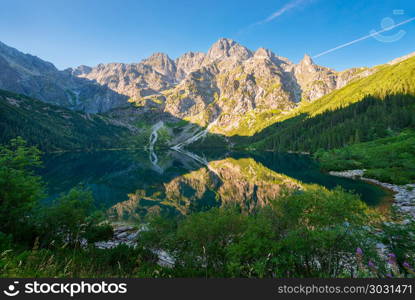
252,48 -> 294,71
141,52 -> 176,79
254,47 -> 274,60
175,51 -> 206,80
143,52 -> 172,62
204,38 -> 252,64
300,54 -> 314,66
209,38 -> 235,50
72,65 -> 92,76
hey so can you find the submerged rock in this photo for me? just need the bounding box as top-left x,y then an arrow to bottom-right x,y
153,249 -> 176,268
114,225 -> 134,233
95,224 -> 138,249
329,169 -> 365,178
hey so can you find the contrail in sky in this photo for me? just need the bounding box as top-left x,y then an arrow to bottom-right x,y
260,0 -> 312,24
237,0 -> 314,36
313,17 -> 415,58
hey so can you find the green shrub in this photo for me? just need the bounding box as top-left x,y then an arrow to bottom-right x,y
84,223 -> 114,243
36,187 -> 107,247
0,232 -> 13,251
141,188 -> 380,278
0,137 -> 44,242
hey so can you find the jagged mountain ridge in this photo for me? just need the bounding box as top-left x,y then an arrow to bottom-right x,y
1,38 -> 413,141
72,38 -> 376,134
0,39 -> 384,119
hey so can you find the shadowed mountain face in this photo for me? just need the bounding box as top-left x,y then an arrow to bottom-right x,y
38,149 -> 387,222
0,89 -> 131,151
0,41 -> 128,113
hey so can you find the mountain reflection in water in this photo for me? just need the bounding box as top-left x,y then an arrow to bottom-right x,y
39,149 -> 387,222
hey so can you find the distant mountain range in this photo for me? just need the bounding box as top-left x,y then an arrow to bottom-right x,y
0,39 -> 375,114
0,38 -> 414,151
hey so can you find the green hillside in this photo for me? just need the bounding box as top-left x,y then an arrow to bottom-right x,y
315,130 -> 415,184
0,89 -> 131,151
239,56 -> 415,152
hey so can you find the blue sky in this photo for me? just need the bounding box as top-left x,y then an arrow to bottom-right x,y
1,0 -> 414,70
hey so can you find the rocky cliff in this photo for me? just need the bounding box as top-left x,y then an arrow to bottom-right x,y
77,39 -> 377,135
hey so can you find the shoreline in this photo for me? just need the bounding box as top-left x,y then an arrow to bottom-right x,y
329,170 -> 415,219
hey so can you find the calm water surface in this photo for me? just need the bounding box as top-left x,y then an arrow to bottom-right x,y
39,149 -> 387,222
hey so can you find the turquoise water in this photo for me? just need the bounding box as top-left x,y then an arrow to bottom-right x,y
39,149 -> 387,221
